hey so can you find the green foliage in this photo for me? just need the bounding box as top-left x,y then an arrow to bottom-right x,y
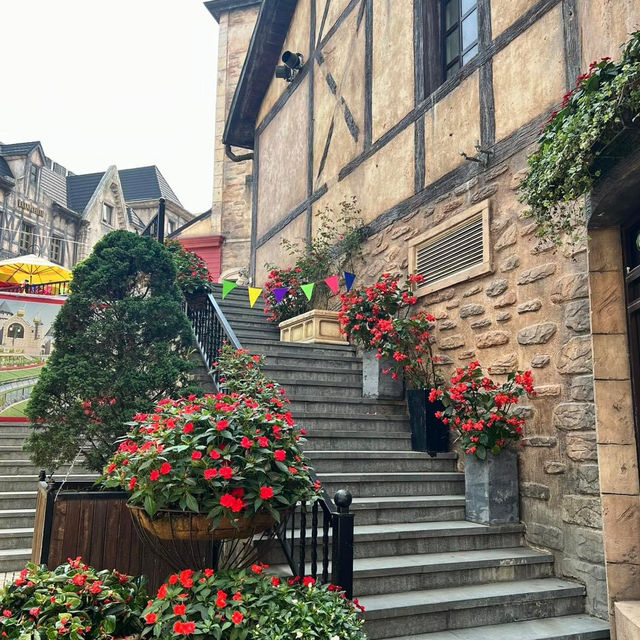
519,31 -> 640,243
263,198 -> 366,323
25,231 -> 199,472
164,239 -> 213,298
101,391 -> 319,526
0,559 -> 147,640
142,567 -> 366,640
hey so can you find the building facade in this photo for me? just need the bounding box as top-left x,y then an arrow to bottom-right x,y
0,141 -> 193,270
213,0 -> 640,633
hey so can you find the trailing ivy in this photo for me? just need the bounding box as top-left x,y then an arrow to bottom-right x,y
519,31 -> 640,244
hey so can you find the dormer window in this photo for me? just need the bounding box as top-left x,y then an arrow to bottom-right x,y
28,164 -> 38,189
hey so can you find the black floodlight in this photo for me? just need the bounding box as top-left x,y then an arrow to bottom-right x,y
275,51 -> 304,83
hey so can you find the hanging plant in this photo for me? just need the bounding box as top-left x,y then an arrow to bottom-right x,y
519,30 -> 640,244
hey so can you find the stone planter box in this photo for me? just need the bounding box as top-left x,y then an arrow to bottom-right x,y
279,310 -> 348,345
362,350 -> 404,399
465,448 -> 519,525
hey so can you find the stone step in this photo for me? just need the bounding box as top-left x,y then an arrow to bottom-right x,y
0,492 -> 37,510
0,461 -> 91,476
0,475 -> 97,492
0,446 -> 26,460
297,414 -> 410,434
0,508 -> 37,528
0,436 -> 29,446
289,396 -> 406,417
233,330 -> 282,343
263,365 -> 363,384
260,521 -> 524,564
247,352 -> 363,370
349,496 -> 466,525
283,380 -> 364,398
302,431 -> 412,451
305,451 -> 457,473
384,614 -> 610,639
317,472 -> 465,497
0,548 -> 31,573
0,528 -> 34,551
361,578 -> 587,639
242,340 -> 356,357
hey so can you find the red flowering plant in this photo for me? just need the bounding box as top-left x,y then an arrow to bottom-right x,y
0,558 -> 146,639
101,392 -> 319,526
339,273 -> 441,389
164,239 -> 213,298
141,565 -> 366,639
431,361 -> 536,460
262,266 -> 310,324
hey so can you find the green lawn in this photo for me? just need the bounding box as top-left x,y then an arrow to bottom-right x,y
0,400 -> 28,417
0,365 -> 44,383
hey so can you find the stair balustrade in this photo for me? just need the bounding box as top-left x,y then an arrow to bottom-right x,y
186,288 -> 355,598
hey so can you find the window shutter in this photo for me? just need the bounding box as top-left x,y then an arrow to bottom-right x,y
416,214 -> 484,286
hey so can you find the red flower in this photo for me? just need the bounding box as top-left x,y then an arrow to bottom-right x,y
157,584 -> 168,600
174,604 -> 187,616
302,576 -> 316,587
2,611 -> 11,619
274,450 -> 286,462
88,581 -> 103,594
173,621 -> 196,635
145,613 -> 157,624
204,468 -> 218,480
150,470 -> 160,482
258,436 -> 269,447
160,462 -> 171,475
191,451 -> 203,461
71,574 -> 87,586
204,568 -> 214,578
240,436 -> 253,449
231,611 -> 244,624
128,477 -> 137,490
271,577 -> 281,587
209,449 -> 221,460
219,466 -> 233,481
183,423 -> 194,434
216,419 -> 229,431
260,486 -> 274,500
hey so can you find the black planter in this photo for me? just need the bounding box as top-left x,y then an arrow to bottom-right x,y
407,391 -> 449,454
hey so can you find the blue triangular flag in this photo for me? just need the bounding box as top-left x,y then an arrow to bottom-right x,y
344,272 -> 356,292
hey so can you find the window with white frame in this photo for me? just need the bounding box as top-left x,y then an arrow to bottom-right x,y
102,203 -> 114,226
19,222 -> 36,254
408,200 -> 491,296
50,237 -> 63,264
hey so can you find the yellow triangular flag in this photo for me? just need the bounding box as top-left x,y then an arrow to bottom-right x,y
248,287 -> 263,308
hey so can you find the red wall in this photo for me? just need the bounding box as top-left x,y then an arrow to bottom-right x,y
178,236 -> 224,283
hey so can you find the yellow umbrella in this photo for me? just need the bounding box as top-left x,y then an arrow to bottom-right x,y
0,254 -> 72,285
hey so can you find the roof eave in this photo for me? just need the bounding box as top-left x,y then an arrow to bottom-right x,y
223,0 -> 299,150
204,0 -> 262,22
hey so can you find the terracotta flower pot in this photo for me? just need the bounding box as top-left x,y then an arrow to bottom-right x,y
128,505 -> 279,542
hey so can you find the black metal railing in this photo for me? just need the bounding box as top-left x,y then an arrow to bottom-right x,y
141,198 -> 166,241
186,288 -> 355,597
184,293 -> 242,387
2,280 -> 71,295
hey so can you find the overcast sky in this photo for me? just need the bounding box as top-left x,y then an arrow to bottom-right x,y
0,0 -> 219,214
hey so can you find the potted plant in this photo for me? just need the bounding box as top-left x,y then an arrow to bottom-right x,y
262,199 -> 365,344
141,565 -> 366,639
0,558 -> 147,639
101,389 -> 319,545
432,362 -> 536,524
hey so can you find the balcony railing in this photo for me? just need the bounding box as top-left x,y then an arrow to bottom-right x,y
2,280 -> 71,296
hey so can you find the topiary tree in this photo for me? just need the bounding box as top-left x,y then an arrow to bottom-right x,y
25,231 -> 199,472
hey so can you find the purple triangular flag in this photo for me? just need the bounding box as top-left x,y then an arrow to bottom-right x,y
344,272 -> 356,292
274,287 -> 290,304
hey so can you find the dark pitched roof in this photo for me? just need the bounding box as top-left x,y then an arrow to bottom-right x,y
0,141 -> 41,157
66,171 -> 105,213
223,0 -> 298,149
204,0 -> 262,22
118,166 -> 182,207
0,157 -> 13,180
40,166 -> 68,205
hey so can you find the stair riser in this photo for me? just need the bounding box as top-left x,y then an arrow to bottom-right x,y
319,479 -> 465,498
282,384 -> 364,399
306,458 -> 457,473
0,478 -> 95,492
353,561 -> 555,596
256,355 -> 363,370
0,495 -> 36,509
0,514 -> 36,528
242,344 -> 356,359
290,402 -> 405,417
351,504 -> 465,525
302,436 -> 412,451
0,555 -> 31,573
264,369 -> 363,384
0,463 -> 90,475
299,419 -> 409,433
0,533 -> 33,551
0,450 -> 25,460
364,594 -> 586,639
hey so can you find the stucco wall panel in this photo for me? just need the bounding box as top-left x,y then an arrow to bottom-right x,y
322,0 -> 354,39
372,0 -> 414,141
425,72 -> 481,185
491,0 -> 539,38
256,77 -> 309,238
493,5 -> 566,142
579,0 -> 640,71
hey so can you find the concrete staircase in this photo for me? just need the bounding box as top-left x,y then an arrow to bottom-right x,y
214,285 -> 610,639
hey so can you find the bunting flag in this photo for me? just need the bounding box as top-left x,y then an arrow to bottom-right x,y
222,280 -> 238,299
344,272 -> 356,292
248,287 -> 263,308
301,283 -> 315,301
324,275 -> 340,295
274,287 -> 290,304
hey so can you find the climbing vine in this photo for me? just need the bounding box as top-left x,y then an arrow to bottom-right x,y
519,30 -> 640,244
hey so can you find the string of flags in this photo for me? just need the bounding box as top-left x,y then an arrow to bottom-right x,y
221,272 -> 357,308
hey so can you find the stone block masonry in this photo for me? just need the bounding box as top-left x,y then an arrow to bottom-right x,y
350,148 -> 607,617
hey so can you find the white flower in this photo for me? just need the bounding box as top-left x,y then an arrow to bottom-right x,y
296,633 -> 303,638
331,636 -> 340,640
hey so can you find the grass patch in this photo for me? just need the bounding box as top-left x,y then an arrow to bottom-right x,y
0,365 -> 44,383
0,400 -> 28,417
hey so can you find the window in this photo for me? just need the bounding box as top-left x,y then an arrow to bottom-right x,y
28,164 -> 38,189
7,324 -> 24,339
167,219 -> 175,234
408,200 -> 491,296
19,222 -> 36,254
50,237 -> 63,264
424,0 -> 479,94
102,203 -> 114,226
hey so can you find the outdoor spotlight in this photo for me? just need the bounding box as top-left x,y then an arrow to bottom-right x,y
275,51 -> 304,83
282,51 -> 304,70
